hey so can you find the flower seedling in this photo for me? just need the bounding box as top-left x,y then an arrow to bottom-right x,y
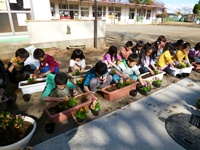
76,78 -> 83,85
175,62 -> 189,69
66,97 -> 77,108
154,70 -> 159,74
153,77 -> 162,85
0,111 -> 23,132
117,78 -> 134,88
74,107 -> 87,119
11,57 -> 22,68
90,100 -> 100,111
28,77 -> 35,84
140,81 -> 152,92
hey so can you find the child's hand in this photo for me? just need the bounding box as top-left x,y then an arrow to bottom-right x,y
121,74 -> 129,80
150,70 -> 155,75
73,89 -> 78,96
55,97 -> 64,102
38,73 -> 45,78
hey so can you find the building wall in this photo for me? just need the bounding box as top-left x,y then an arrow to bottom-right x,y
27,19 -> 106,48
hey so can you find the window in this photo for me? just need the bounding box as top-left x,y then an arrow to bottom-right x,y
146,10 -> 151,19
81,7 -> 89,18
9,0 -> 31,11
129,8 -> 135,19
108,6 -> 121,19
92,6 -> 106,18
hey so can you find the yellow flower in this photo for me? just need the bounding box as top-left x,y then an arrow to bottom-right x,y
79,78 -> 83,82
126,79 -> 130,83
90,104 -> 95,110
80,108 -> 84,112
11,57 -> 18,63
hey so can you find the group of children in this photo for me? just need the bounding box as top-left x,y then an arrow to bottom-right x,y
0,35 -> 199,104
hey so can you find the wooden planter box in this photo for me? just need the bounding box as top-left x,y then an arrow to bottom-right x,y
101,81 -> 138,102
68,65 -> 93,84
18,78 -> 47,94
169,66 -> 194,76
44,93 -> 93,123
140,71 -> 165,83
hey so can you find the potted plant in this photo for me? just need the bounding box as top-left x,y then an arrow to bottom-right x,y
0,111 -> 37,150
101,79 -> 138,102
196,98 -> 200,109
140,70 -> 165,84
152,77 -> 162,88
117,78 -> 133,88
90,99 -> 100,116
45,93 -> 93,123
170,61 -> 193,76
68,65 -> 92,84
18,77 -> 47,95
76,78 -> 84,88
74,107 -> 88,124
137,81 -> 152,95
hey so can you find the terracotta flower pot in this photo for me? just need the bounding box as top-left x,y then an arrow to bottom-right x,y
44,93 -> 93,123
101,81 -> 138,102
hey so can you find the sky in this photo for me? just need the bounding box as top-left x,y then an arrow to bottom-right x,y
158,0 -> 198,13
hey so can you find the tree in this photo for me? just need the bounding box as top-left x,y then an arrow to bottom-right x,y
193,3 -> 200,14
134,0 -> 142,4
143,0 -> 153,5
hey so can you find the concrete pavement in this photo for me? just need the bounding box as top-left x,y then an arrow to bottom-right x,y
33,78 -> 200,150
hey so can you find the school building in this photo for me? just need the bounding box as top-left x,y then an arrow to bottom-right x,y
0,0 -> 163,37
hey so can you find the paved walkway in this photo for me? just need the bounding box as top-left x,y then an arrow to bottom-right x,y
33,78 -> 200,150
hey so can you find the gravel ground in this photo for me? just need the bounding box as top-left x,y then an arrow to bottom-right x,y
4,22 -> 200,146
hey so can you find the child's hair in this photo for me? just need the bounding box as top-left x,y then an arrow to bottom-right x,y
105,45 -> 118,60
164,43 -> 175,55
125,41 -> 133,48
71,49 -> 85,60
54,72 -> 68,85
194,42 -> 200,50
175,39 -> 184,50
128,54 -> 139,62
94,61 -> 107,76
33,48 -> 45,59
136,40 -> 145,47
139,42 -> 153,64
157,35 -> 166,43
182,42 -> 191,50
15,48 -> 29,58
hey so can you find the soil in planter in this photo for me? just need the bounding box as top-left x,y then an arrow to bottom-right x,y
0,121 -> 33,146
105,85 -> 118,92
105,83 -> 133,92
48,95 -> 91,115
21,80 -> 46,86
142,72 -> 162,79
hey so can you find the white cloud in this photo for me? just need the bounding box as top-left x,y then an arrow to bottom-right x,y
165,3 -> 194,13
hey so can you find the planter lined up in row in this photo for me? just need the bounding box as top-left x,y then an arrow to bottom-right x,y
44,93 -> 99,124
